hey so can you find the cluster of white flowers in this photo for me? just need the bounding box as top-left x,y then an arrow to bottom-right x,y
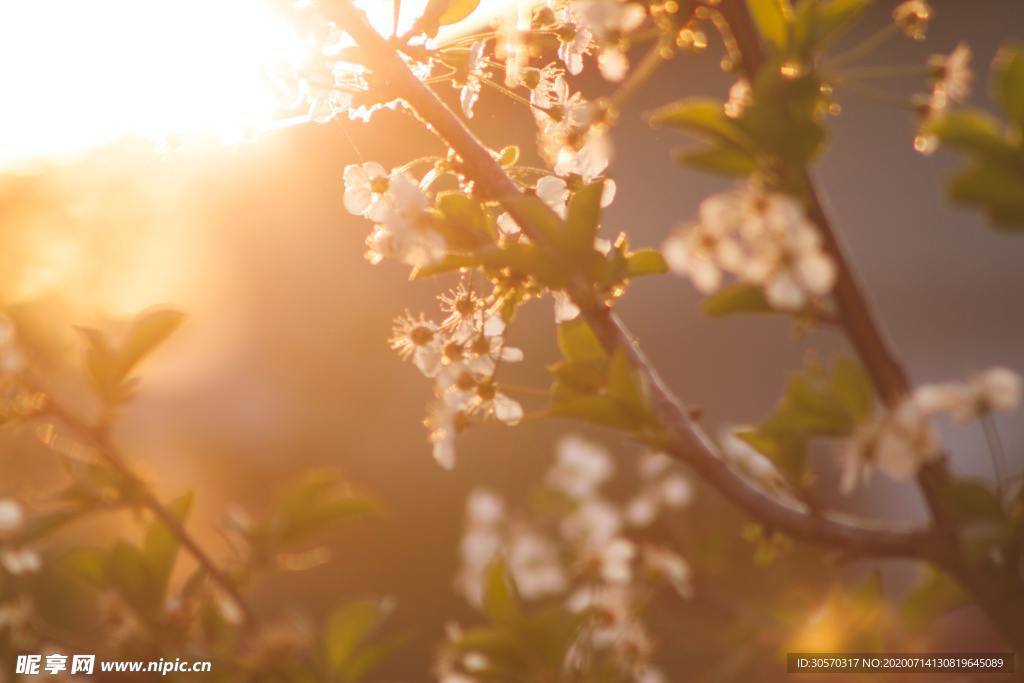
389,285 -> 524,469
840,367 -> 1020,493
662,183 -> 837,311
914,42 -> 972,155
531,73 -> 614,182
454,489 -> 567,606
446,436 -> 692,682
0,498 -> 41,577
342,162 -> 447,267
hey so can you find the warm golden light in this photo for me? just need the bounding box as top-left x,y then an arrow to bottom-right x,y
0,0 -> 509,167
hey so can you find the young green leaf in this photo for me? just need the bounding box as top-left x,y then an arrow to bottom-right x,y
625,248 -> 668,277
556,319 -> 607,364
649,98 -> 757,151
142,492 -> 193,599
747,0 -> 792,49
325,598 -> 392,672
674,145 -> 759,177
995,44 -> 1024,128
565,180 -> 604,253
701,284 -> 772,317
482,557 -> 521,623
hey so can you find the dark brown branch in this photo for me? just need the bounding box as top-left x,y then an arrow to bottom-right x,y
713,0 -> 1024,652
38,391 -> 255,626
333,0 -> 937,562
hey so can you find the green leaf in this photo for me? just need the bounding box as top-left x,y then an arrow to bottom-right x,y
435,192 -> 493,248
78,308 -> 185,402
606,345 -> 645,412
549,360 -> 607,395
926,111 -> 1017,165
271,470 -> 378,548
482,558 -> 521,623
438,0 -> 480,25
902,568 -> 968,628
325,598 -> 392,672
142,492 -> 193,599
739,67 -> 827,164
648,98 -> 757,151
792,0 -> 872,53
107,541 -> 159,612
625,248 -> 668,277
550,395 -> 643,430
565,180 -> 604,252
747,0 -> 791,49
701,284 -> 772,317
995,44 -> 1024,128
118,308 -> 186,379
946,163 -> 1024,230
499,193 -> 564,244
674,145 -> 759,177
556,319 -> 607,364
829,357 -> 875,424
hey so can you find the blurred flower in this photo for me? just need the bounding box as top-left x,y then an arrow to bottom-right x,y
642,545 -> 692,598
625,453 -> 692,527
561,497 -> 623,544
1,547 -> 41,575
0,499 -> 24,538
597,537 -> 636,584
913,366 -> 1021,423
508,531 -> 568,599
547,435 -> 614,500
840,400 -> 940,493
664,184 -> 836,311
914,43 -> 972,155
572,0 -> 646,81
893,0 -> 931,40
724,79 -> 752,119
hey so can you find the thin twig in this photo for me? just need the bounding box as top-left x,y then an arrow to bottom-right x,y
332,0 -> 937,562
38,390 -> 255,626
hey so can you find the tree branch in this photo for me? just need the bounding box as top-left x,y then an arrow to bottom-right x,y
333,0 -> 937,562
713,0 -> 1024,652
37,389 -> 255,626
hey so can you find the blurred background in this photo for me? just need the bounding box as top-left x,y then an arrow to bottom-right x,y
1,0 -> 1022,679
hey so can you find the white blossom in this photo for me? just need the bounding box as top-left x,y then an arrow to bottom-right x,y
389,312 -> 442,377
840,400 -> 940,493
561,497 -> 623,544
597,537 -> 636,584
507,531 -> 568,599
0,499 -> 24,538
572,0 -> 646,82
664,184 -> 836,310
642,545 -> 692,597
342,162 -> 389,216
1,548 -> 41,575
547,435 -> 614,500
914,367 -> 1021,423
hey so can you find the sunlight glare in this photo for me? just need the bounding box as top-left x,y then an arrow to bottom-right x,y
0,0 -> 511,167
